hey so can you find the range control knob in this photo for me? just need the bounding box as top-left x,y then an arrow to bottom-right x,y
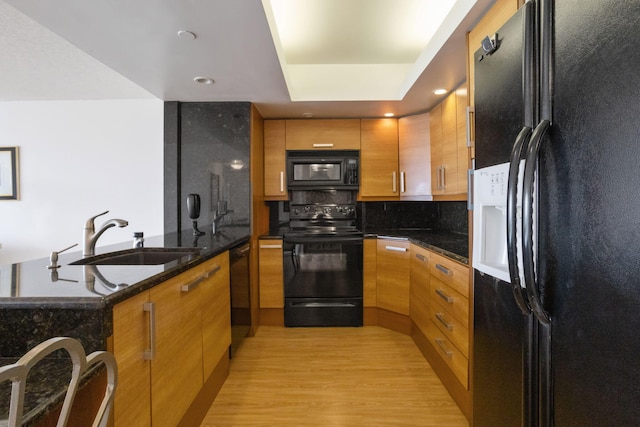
292,208 -> 300,216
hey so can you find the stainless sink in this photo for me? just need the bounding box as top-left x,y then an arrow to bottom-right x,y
69,247 -> 201,266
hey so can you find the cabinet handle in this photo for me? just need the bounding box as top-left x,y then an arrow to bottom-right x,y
400,171 -> 406,193
415,253 -> 426,262
392,171 -> 397,193
440,166 -> 446,190
466,106 -> 474,148
204,264 -> 221,278
435,338 -> 454,359
260,244 -> 282,249
143,302 -> 156,361
312,143 -> 334,148
435,263 -> 451,276
279,171 -> 284,193
435,313 -> 454,330
385,245 -> 407,252
435,288 -> 454,303
181,276 -> 205,292
437,166 -> 442,191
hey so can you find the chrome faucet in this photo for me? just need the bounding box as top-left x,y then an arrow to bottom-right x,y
83,210 -> 128,257
211,201 -> 229,235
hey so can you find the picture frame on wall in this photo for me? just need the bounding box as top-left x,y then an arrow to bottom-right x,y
0,147 -> 19,200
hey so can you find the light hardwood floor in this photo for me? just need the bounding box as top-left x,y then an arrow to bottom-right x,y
200,326 -> 468,426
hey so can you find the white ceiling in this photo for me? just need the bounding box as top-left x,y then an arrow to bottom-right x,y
0,0 -> 495,119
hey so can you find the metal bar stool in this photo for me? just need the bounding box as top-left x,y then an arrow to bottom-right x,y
0,337 -> 117,427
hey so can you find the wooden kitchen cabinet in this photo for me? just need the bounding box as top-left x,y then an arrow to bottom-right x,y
200,252 -> 231,379
409,244 -> 430,336
398,113 -> 431,199
111,251 -> 231,427
150,264 -> 204,427
264,120 -> 287,199
426,251 -> 470,388
112,290 -> 152,427
430,85 -> 469,198
258,239 -> 284,308
360,118 -> 400,199
376,238 -> 410,315
363,238 -> 377,308
285,119 -> 361,150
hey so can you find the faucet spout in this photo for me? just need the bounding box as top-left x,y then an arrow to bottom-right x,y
83,211 -> 129,257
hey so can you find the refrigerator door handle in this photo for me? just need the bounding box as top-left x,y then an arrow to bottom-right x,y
522,119 -> 551,324
507,126 -> 533,315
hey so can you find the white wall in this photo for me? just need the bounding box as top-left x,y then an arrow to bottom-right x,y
0,99 -> 164,265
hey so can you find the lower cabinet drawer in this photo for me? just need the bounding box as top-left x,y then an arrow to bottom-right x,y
431,296 -> 469,358
429,276 -> 469,327
425,320 -> 468,389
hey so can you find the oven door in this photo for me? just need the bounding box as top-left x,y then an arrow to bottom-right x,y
283,235 -> 363,326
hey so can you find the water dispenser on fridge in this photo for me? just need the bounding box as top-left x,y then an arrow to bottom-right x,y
473,161 -> 524,283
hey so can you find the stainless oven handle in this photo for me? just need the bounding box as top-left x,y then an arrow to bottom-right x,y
284,236 -> 363,245
259,244 -> 283,249
312,143 -> 334,148
291,302 -> 357,308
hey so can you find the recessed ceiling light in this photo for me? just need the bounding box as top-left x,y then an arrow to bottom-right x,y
302,112 -> 314,118
384,112 -> 395,117
177,30 -> 196,40
194,77 -> 215,85
433,88 -> 447,95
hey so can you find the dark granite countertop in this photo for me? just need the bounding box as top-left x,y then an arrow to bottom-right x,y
364,228 -> 469,265
0,225 -> 249,426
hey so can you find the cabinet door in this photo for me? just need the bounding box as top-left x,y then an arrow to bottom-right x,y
441,93 -> 459,194
112,290 -> 152,427
456,88 -> 470,195
264,120 -> 287,199
363,238 -> 377,307
360,118 -> 399,198
285,119 -> 361,150
430,104 -> 443,194
259,239 -> 284,308
399,113 -> 431,198
150,267 -> 204,427
201,251 -> 231,379
410,244 -> 430,336
376,239 -> 410,314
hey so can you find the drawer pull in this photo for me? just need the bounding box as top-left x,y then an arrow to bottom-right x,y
385,245 -> 408,253
260,244 -> 282,249
143,302 -> 156,361
181,276 -> 204,292
415,253 -> 426,262
313,143 -> 334,148
204,264 -> 221,278
435,313 -> 453,330
435,338 -> 453,359
435,288 -> 454,303
435,263 -> 452,275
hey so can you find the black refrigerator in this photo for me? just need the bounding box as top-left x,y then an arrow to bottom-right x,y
472,0 -> 640,426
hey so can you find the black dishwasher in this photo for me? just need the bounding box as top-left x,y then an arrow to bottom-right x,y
229,242 -> 251,356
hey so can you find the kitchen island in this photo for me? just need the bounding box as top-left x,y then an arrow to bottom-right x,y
0,226 -> 250,426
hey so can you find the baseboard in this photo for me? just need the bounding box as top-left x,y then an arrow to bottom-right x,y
259,308 -> 284,326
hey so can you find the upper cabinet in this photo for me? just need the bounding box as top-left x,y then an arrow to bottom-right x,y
360,118 -> 400,199
285,119 -> 361,150
398,113 -> 432,199
264,120 -> 287,200
430,85 -> 470,199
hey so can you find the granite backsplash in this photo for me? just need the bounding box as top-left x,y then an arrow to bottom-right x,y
267,200 -> 468,235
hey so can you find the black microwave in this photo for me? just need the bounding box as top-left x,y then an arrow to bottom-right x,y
286,150 -> 359,190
